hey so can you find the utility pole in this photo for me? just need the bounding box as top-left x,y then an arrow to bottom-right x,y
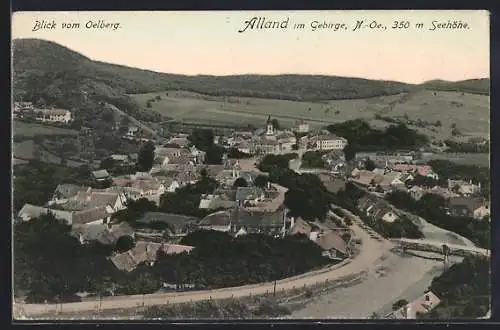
273,279 -> 277,297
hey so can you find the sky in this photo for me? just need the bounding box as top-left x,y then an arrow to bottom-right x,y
11,10 -> 490,84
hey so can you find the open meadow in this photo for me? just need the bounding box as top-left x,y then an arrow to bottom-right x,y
13,121 -> 79,138
130,89 -> 489,140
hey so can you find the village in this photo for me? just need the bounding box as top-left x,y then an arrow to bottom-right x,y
14,101 -> 490,319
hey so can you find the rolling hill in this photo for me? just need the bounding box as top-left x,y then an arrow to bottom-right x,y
13,38 -> 489,108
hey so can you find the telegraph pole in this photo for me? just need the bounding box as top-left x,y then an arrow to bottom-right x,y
273,279 -> 277,297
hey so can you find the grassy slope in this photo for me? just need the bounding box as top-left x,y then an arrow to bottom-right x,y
12,38 -> 490,139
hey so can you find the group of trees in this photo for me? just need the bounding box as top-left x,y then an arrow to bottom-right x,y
14,213 -> 121,303
443,139 -> 489,153
419,255 -> 490,319
386,191 -> 490,249
326,120 -> 429,151
227,147 -> 252,159
188,128 -> 224,165
145,230 -> 330,289
13,161 -> 93,212
258,154 -> 333,221
301,151 -> 327,169
158,175 -> 219,218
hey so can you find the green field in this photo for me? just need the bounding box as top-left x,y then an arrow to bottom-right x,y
131,89 -> 490,140
13,140 -> 35,160
14,121 -> 79,138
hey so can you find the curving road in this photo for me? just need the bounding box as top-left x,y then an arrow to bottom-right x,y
14,209 -> 393,318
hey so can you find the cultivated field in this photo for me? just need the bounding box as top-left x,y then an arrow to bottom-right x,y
14,121 -> 79,138
130,90 -> 489,140
13,140 -> 35,160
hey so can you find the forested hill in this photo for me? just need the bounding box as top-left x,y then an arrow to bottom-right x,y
422,79 -> 490,95
13,38 -> 490,107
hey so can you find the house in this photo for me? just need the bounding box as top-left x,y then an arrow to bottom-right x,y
386,291 -> 441,319
408,186 -> 425,200
309,134 -> 348,151
190,146 -> 206,164
366,200 -> 399,223
237,141 -> 252,154
447,197 -> 485,218
197,210 -> 233,232
154,147 -> 193,167
130,178 -> 166,196
109,241 -> 194,272
473,204 -> 490,220
389,164 -> 439,180
235,187 -> 265,206
110,154 -> 131,164
92,169 -> 111,182
127,126 -> 139,137
447,179 -> 482,197
377,172 -> 405,193
71,221 -> 135,245
137,212 -> 199,237
34,108 -> 72,124
288,218 -> 313,236
168,137 -> 190,148
49,184 -> 91,205
198,194 -> 237,210
357,197 -> 398,223
315,231 -> 348,260
252,138 -> 281,155
295,121 -> 310,133
57,191 -> 126,214
197,207 -> 287,236
427,185 -> 459,200
232,207 -> 287,236
18,204 -> 73,224
17,203 -> 112,226
153,176 -> 181,193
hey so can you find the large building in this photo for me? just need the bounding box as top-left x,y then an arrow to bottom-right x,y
34,108 -> 72,124
310,134 -> 348,151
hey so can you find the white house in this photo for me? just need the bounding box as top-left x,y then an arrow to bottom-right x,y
473,204 -> 490,220
34,109 -> 72,124
381,211 -> 399,223
311,134 -> 348,151
127,126 -> 139,137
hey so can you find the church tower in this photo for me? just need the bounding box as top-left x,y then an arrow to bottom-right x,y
266,115 -> 274,136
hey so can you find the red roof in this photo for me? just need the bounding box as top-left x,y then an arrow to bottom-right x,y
390,164 -> 432,177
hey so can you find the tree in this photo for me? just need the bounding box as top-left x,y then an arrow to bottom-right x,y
205,145 -> 223,165
435,120 -> 442,127
271,118 -> 280,130
100,157 -> 116,171
200,168 -> 208,179
343,143 -> 356,163
189,129 -> 214,151
254,175 -> 269,189
137,141 -> 155,172
233,177 -> 248,188
392,299 -> 408,311
364,158 -> 377,171
114,235 -> 135,253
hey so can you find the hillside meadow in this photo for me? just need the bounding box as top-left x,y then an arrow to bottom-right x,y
130,89 -> 489,141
